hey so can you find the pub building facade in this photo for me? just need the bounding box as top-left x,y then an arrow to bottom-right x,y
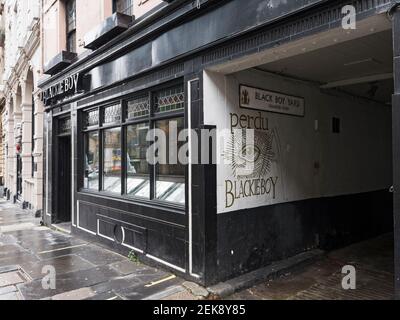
38,0 -> 400,295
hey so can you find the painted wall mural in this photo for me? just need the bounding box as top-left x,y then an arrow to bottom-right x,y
223,116 -> 281,209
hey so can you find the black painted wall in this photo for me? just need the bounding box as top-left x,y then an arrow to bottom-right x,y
214,190 -> 393,283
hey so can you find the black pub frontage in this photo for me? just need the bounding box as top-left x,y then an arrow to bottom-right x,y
38,0 -> 400,296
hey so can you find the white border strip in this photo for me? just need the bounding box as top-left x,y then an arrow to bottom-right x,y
146,254 -> 186,274
71,111 -> 76,227
76,200 -> 97,235
97,219 -> 115,242
46,118 -> 51,217
187,78 -> 201,279
121,227 -> 144,254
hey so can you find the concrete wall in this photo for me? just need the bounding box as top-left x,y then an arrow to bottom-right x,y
204,69 -> 393,214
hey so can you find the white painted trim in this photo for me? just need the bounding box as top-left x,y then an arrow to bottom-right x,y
71,112 -> 76,227
146,254 -> 186,274
97,219 -> 115,242
45,120 -> 51,217
121,226 -> 144,254
76,200 -> 97,236
187,78 -> 199,278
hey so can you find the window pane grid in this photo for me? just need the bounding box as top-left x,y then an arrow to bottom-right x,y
81,83 -> 186,206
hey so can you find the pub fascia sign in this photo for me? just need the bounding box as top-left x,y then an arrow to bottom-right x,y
41,73 -> 81,106
240,85 -> 305,117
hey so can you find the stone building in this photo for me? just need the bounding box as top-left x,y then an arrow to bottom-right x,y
0,0 -> 43,212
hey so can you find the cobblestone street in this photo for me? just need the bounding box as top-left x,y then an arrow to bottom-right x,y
229,234 -> 394,300
0,200 -> 197,300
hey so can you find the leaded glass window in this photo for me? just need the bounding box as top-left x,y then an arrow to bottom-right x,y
126,96 -> 150,120
84,109 -> 99,129
103,104 -> 122,125
154,85 -> 185,114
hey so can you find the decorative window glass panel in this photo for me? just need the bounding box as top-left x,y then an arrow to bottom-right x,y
103,104 -> 122,125
84,131 -> 100,190
126,96 -> 150,120
85,109 -> 99,128
154,117 -> 186,204
126,123 -> 150,199
154,85 -> 185,114
103,128 -> 122,193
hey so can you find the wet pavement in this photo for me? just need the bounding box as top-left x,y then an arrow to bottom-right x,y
0,199 -> 196,300
229,234 -> 395,300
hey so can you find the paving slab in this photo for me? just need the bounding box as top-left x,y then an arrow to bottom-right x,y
18,265 -> 121,300
0,200 -> 188,301
109,260 -> 151,276
116,276 -> 184,300
0,271 -> 27,287
73,244 -> 127,266
0,285 -> 17,295
51,287 -> 97,300
0,291 -> 22,300
20,254 -> 96,280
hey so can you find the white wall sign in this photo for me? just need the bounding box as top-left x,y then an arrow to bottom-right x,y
240,85 -> 305,117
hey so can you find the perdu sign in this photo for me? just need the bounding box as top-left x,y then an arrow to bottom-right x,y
41,73 -> 81,106
240,85 -> 305,117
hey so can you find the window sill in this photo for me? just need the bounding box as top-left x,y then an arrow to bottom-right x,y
77,188 -> 186,213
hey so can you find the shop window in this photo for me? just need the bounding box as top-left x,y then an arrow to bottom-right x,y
126,123 -> 150,199
113,0 -> 134,15
103,128 -> 122,193
66,0 -> 77,53
84,131 -> 100,190
154,117 -> 186,205
81,82 -> 186,207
